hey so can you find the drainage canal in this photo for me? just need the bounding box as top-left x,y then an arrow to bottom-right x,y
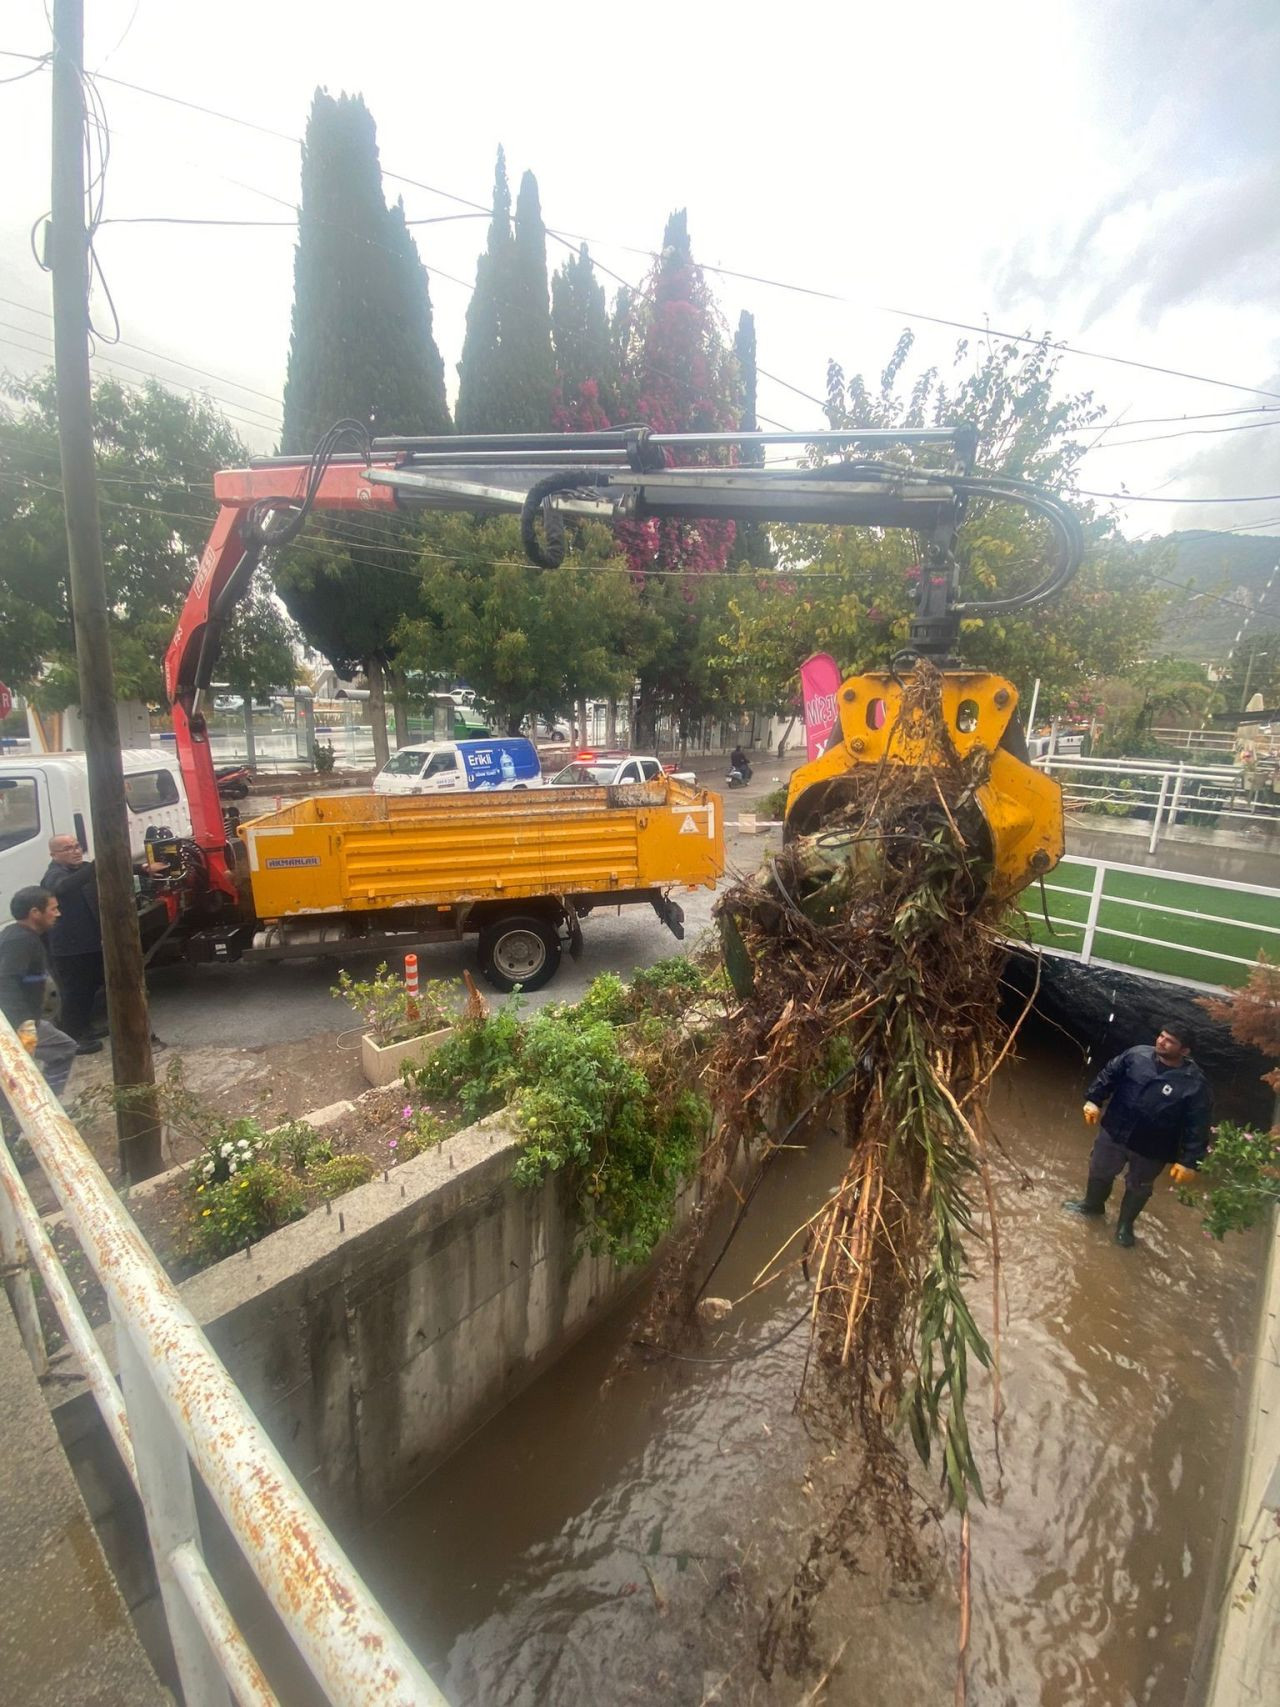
306,1033 -> 1261,1704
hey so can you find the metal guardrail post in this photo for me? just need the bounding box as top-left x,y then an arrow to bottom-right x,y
115,1319 -> 234,1707
0,1174 -> 48,1378
1080,861 -> 1107,965
1148,772 -> 1171,854
1169,761 -> 1186,829
0,1139 -> 133,1466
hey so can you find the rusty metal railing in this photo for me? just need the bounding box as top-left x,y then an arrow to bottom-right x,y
0,1013 -> 444,1707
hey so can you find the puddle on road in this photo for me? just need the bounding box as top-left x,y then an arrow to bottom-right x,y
344,1034 -> 1260,1706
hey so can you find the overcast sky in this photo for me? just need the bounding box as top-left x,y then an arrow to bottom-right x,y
3,0 -> 1278,540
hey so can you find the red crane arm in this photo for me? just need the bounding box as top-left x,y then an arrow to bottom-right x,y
163,461 -> 402,899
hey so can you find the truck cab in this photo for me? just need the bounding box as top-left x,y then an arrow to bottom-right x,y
0,750 -> 190,920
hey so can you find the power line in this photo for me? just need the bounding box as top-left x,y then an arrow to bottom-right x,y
0,292 -> 283,402
1079,487 -> 1280,505
1147,571 -> 1280,627
77,61 -> 1280,408
1079,416 -> 1280,453
0,319 -> 283,430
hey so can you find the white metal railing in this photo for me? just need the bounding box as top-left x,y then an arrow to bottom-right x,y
0,1016 -> 444,1707
1026,854 -> 1280,994
1033,754 -> 1280,852
1150,726 -> 1237,754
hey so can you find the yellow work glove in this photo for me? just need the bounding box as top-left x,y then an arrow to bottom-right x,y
1082,1103 -> 1101,1126
1169,1163 -> 1198,1186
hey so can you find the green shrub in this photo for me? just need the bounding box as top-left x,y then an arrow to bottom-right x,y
266,1119 -> 330,1174
191,1159 -> 306,1260
411,987 -> 708,1265
759,784 -> 789,821
313,739 -> 336,774
396,1108 -> 447,1159
410,999 -> 524,1118
309,1153 -> 376,1200
1177,1120 -> 1280,1239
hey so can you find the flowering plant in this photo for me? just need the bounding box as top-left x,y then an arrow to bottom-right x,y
196,1118 -> 266,1186
1177,1119 -> 1280,1239
332,964 -> 456,1046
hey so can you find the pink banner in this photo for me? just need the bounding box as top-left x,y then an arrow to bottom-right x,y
799,651 -> 842,761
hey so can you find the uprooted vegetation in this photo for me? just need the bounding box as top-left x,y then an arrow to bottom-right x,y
640,664 -> 1024,1685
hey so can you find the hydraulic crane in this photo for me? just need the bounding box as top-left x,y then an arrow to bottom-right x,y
159,423 -> 1083,954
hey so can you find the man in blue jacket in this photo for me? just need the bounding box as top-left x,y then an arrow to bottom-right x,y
1064,1023 -> 1212,1247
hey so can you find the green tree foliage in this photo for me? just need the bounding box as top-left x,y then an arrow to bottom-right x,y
728,310 -> 775,570
277,88 -> 451,763
218,586 -> 299,703
713,332 -> 1168,720
395,515 -> 652,735
1217,631 -> 1279,711
281,89 -> 448,449
733,310 -> 761,456
455,152 -> 555,433
1090,657 -> 1215,756
551,243 -> 617,428
0,373 -> 293,707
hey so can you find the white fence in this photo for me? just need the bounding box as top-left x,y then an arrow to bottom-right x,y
1150,726 -> 1237,755
1034,754 -> 1280,852
0,1016 -> 443,1707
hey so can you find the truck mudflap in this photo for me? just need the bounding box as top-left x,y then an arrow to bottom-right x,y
564,901 -> 585,960
651,893 -> 686,940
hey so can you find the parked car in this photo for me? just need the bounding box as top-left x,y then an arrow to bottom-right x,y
550,754 -> 697,787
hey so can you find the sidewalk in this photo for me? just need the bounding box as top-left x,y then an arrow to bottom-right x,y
0,1300 -> 166,1705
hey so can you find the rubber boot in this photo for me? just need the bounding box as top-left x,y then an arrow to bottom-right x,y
1114,1189 -> 1147,1248
1063,1176 -> 1111,1217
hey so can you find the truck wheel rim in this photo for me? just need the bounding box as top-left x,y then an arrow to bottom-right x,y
494,930 -> 546,980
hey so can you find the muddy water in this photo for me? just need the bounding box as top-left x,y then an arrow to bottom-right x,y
349,1038 -> 1261,1706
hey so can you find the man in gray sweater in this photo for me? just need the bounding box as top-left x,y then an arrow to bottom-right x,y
0,886 -> 78,1108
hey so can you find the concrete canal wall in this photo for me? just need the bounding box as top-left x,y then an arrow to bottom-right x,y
1204,1208 -> 1280,1706
58,1112 -> 651,1534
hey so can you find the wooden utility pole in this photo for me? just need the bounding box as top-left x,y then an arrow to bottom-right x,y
50,0 -> 162,1180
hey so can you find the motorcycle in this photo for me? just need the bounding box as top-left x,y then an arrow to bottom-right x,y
215,763 -> 253,800
726,761 -> 753,788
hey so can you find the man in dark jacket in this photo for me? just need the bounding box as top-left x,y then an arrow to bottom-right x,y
1064,1022 -> 1212,1247
41,833 -> 107,1053
0,886 -> 78,1102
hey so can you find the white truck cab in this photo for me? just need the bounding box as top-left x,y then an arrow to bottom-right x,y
0,749 -> 190,919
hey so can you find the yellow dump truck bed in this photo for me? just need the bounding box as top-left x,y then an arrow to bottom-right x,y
239,779 -> 724,919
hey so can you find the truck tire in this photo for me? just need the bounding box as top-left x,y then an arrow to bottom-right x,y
478,914 -> 561,993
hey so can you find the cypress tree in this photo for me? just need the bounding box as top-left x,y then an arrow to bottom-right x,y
277,89 -> 450,767
455,149 -> 513,434
455,153 -> 555,433
729,309 -> 775,567
551,244 -> 616,428
282,90 -> 449,448
734,310 -> 762,464
509,171 -> 555,429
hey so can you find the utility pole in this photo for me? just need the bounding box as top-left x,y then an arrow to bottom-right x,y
50,0 -> 162,1180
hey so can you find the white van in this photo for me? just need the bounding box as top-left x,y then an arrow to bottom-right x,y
0,749 -> 190,920
372,737 -> 544,797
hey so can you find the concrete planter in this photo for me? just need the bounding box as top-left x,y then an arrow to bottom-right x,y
360,1025 -> 452,1088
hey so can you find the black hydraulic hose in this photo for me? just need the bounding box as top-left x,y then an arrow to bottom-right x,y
518,469 -> 603,568
241,419 -> 371,554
